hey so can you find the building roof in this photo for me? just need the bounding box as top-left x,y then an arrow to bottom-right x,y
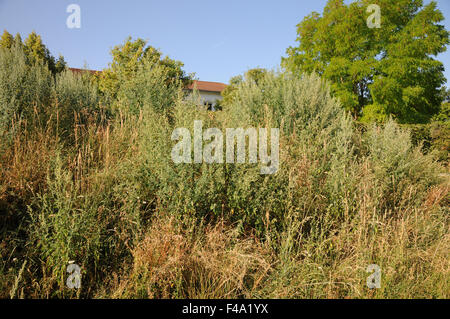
68,67 -> 100,75
186,80 -> 227,93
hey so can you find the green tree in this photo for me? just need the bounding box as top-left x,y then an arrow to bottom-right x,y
0,30 -> 14,49
23,31 -> 48,65
244,68 -> 268,85
54,54 -> 67,74
283,0 -> 449,123
221,68 -> 268,105
23,31 -> 66,74
98,37 -> 191,100
1,31 -> 66,75
433,86 -> 450,121
14,33 -> 23,48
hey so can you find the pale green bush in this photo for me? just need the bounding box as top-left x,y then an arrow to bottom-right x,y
54,69 -> 100,138
116,60 -> 184,115
133,71 -> 443,237
28,145 -> 143,297
129,72 -> 358,236
364,120 -> 442,211
0,44 -> 101,142
0,43 -> 53,133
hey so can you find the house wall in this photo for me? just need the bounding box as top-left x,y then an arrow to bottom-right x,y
184,89 -> 223,107
197,90 -> 223,106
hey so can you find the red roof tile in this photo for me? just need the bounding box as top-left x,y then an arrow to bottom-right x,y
187,80 -> 227,93
68,67 -> 101,75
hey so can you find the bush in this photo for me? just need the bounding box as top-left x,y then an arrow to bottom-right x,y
0,43 -> 53,134
54,69 -> 101,140
0,44 -> 102,144
26,123 -> 144,297
364,121 -> 441,211
116,61 -> 184,115
403,122 -> 450,163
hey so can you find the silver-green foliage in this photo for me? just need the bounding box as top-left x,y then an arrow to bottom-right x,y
0,43 -> 53,132
116,60 -> 184,115
0,43 -> 100,140
134,71 -> 442,235
132,72 -> 357,232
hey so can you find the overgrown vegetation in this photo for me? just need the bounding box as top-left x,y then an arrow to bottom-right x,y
0,30 -> 449,299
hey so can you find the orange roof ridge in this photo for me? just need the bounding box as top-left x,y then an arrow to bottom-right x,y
68,67 -> 100,75
187,80 -> 227,93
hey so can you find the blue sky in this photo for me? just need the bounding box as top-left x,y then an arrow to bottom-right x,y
0,0 -> 449,84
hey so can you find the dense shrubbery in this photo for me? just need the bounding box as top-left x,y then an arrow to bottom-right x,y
0,39 -> 449,299
0,42 -> 101,145
404,122 -> 450,163
0,43 -> 53,134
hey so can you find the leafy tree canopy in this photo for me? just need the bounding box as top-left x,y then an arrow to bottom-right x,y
97,37 -> 192,100
221,68 -> 268,105
0,30 -> 14,49
0,30 -> 66,75
282,0 -> 449,123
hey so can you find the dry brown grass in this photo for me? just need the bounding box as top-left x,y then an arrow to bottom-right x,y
105,215 -> 273,299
